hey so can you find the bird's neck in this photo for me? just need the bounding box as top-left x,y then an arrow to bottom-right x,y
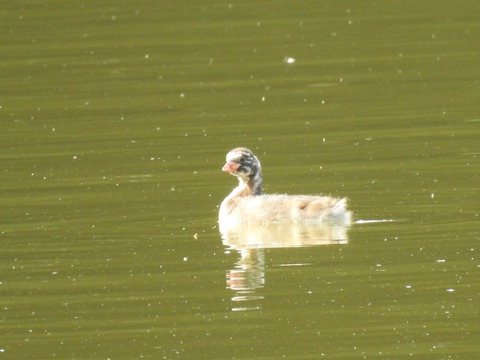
249,171 -> 263,195
229,171 -> 263,198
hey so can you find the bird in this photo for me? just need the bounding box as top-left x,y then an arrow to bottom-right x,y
219,147 -> 352,226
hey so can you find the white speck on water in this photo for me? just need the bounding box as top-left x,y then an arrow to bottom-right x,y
284,57 -> 296,64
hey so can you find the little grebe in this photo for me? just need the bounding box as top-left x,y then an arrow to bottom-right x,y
219,147 -> 352,225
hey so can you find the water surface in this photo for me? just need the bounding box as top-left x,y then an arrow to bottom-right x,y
2,1 -> 479,359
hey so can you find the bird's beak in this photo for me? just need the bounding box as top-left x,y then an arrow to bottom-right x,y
222,161 -> 240,172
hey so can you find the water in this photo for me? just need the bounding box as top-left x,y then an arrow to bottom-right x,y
2,1 -> 479,359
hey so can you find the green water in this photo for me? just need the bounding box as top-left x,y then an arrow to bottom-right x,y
2,1 -> 479,359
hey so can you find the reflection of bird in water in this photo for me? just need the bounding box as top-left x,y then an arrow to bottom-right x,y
226,248 -> 265,291
220,222 -> 348,249
219,147 -> 352,227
